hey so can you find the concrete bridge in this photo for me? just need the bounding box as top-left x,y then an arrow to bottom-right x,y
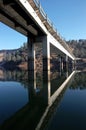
0,0 -> 75,79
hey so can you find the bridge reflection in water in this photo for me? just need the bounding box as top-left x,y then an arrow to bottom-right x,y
0,67 -> 76,130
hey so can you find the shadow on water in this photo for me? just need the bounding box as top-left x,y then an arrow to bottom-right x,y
0,67 -> 85,130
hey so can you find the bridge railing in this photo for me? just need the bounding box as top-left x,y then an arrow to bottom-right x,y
33,0 -> 74,57
33,0 -> 66,39
33,0 -> 58,34
34,0 -> 46,19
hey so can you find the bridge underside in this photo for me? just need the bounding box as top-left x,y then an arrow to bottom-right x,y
0,0 -> 45,36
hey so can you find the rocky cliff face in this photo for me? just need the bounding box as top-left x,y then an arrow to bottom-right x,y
0,53 -> 4,62
67,39 -> 86,58
0,39 -> 86,70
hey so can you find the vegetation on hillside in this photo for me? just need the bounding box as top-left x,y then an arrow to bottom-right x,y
67,39 -> 86,58
0,39 -> 86,70
0,43 -> 28,70
4,42 -> 28,62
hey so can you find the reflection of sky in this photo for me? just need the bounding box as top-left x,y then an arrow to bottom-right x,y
0,81 -> 28,124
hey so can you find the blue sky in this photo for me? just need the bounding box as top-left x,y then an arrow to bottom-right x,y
0,0 -> 86,50
0,23 -> 27,50
40,0 -> 86,40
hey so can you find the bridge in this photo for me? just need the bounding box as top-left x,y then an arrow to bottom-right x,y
0,0 -> 75,79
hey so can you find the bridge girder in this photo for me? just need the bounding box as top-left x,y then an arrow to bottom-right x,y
0,0 -> 45,36
3,0 -> 15,6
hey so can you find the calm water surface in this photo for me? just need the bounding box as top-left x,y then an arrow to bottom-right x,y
0,81 -> 28,124
0,69 -> 86,130
45,71 -> 86,130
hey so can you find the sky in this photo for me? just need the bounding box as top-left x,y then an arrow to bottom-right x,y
0,0 -> 86,50
40,0 -> 86,40
0,23 -> 27,50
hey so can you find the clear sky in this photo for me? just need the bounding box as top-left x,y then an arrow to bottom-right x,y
0,0 -> 86,50
40,0 -> 86,40
0,22 -> 27,50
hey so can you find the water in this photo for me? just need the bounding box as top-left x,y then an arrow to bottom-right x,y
45,71 -> 86,130
0,81 -> 28,124
0,68 -> 86,130
0,69 -> 29,125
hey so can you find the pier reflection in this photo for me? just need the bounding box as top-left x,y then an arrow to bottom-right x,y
0,68 -> 75,130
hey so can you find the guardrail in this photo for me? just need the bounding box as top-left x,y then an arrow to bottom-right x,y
33,0 -> 60,36
33,0 -> 74,57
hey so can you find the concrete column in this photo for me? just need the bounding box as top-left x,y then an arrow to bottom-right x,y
42,35 -> 50,81
74,60 -> 76,70
59,56 -> 63,71
68,58 -> 72,68
72,60 -> 76,70
65,55 -> 68,71
28,38 -> 35,71
42,35 -> 51,104
42,73 -> 51,105
59,57 -> 62,76
28,37 -> 36,81
66,55 -> 68,63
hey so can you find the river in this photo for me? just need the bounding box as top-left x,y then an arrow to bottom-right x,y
0,68 -> 86,130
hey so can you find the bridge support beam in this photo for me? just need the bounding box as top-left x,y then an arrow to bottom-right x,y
42,36 -> 50,81
42,36 -> 51,104
72,60 -> 76,70
59,56 -> 64,71
28,37 -> 36,81
59,55 -> 68,72
65,55 -> 68,71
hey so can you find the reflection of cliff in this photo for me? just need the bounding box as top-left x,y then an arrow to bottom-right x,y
69,72 -> 86,89
0,67 -> 73,92
0,71 -> 75,130
0,43 -> 28,70
0,69 -> 28,87
51,72 -> 66,95
50,71 -> 59,80
0,69 -> 4,79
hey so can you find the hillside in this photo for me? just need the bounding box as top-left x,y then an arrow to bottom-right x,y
67,39 -> 86,58
0,39 -> 86,70
0,49 -> 17,62
0,52 -> 4,62
0,43 -> 28,70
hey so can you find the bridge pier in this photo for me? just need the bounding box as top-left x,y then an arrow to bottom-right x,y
64,55 -> 68,71
28,35 -> 50,81
42,36 -> 50,81
42,36 -> 50,71
72,60 -> 76,70
28,37 -> 36,81
59,56 -> 64,71
58,55 -> 69,73
27,35 -> 75,81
